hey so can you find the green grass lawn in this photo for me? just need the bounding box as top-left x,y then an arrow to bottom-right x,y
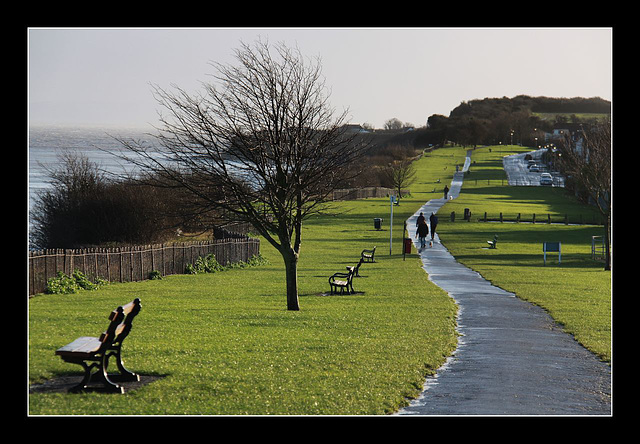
437,145 -> 611,363
28,144 -> 610,415
28,147 -> 466,415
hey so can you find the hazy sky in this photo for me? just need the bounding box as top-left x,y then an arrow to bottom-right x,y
28,27 -> 612,130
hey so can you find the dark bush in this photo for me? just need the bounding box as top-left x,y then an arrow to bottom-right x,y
29,152 -> 181,249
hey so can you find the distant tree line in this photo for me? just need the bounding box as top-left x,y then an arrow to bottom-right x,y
359,95 -> 611,154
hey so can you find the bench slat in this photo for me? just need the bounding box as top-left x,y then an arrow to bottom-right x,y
56,336 -> 102,359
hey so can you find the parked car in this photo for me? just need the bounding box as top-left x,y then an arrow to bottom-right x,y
540,173 -> 553,185
530,165 -> 540,172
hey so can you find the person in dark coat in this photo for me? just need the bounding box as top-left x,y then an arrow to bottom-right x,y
416,219 -> 429,248
444,185 -> 449,199
416,212 -> 425,227
429,212 -> 438,244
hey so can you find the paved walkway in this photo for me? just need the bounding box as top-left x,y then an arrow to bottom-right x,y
396,151 -> 611,415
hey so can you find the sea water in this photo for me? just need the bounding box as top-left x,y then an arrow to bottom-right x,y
28,125 -> 156,212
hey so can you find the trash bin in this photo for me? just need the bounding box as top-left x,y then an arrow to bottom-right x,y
403,238 -> 412,254
464,208 -> 471,221
374,218 -> 383,230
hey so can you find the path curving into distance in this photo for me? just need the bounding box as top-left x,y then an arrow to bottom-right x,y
396,150 -> 611,415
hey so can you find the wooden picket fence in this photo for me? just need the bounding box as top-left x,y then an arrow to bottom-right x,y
28,237 -> 260,296
332,187 -> 410,201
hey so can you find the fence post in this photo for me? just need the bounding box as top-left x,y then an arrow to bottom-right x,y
95,248 -> 99,281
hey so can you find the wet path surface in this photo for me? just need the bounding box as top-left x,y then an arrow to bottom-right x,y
396,151 -> 611,415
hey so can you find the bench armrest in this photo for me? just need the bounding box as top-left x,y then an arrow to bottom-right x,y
330,272 -> 350,279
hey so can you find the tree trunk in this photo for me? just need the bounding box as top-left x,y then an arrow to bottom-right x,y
604,214 -> 611,271
282,247 -> 300,311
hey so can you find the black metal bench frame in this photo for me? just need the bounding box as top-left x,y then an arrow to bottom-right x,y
487,235 -> 498,249
329,268 -> 356,295
55,298 -> 142,393
361,246 -> 376,263
347,258 -> 364,277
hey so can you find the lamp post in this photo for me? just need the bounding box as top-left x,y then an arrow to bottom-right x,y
389,194 -> 396,255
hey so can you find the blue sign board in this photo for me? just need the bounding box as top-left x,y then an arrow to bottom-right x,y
543,242 -> 561,265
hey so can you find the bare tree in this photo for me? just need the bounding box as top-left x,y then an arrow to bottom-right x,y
381,159 -> 416,204
114,40 -> 369,310
384,118 -> 404,131
558,118 -> 611,270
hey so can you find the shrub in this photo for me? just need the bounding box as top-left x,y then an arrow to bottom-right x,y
185,253 -> 268,274
72,269 -> 98,290
45,271 -> 79,294
186,253 -> 223,274
148,270 -> 163,280
29,151 -> 182,249
45,270 -> 107,294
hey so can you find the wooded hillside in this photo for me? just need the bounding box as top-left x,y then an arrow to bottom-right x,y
367,95 -> 610,152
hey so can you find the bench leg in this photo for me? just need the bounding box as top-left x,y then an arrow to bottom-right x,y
110,347 -> 140,382
69,361 -> 96,393
68,355 -> 124,393
92,353 -> 125,393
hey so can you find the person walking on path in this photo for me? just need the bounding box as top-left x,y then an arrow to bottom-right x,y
429,212 -> 438,246
416,219 -> 429,248
416,212 -> 426,227
443,185 -> 449,199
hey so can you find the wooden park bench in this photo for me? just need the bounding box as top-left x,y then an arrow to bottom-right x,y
328,268 -> 356,295
55,298 -> 142,393
487,235 -> 498,249
361,246 -> 376,263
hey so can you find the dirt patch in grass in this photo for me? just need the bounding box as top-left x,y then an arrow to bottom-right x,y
29,374 -> 165,394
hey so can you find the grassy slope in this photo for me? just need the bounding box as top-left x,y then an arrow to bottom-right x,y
29,144 -> 610,415
28,147 -> 466,415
